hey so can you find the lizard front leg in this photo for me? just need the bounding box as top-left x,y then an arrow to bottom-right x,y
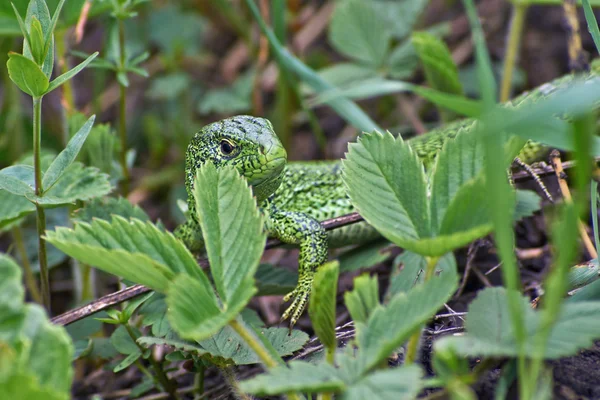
267,210 -> 328,326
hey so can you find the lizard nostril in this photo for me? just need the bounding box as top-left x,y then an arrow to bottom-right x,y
259,145 -> 266,155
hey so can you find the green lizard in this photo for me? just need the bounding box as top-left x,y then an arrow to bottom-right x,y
175,72 -> 594,326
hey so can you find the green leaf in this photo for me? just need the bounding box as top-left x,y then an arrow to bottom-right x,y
72,197 -> 150,225
166,274 -> 232,341
7,52 -> 49,97
29,17 -> 45,64
110,326 -> 141,355
387,40 -> 418,79
42,115 -> 96,190
358,272 -> 458,372
114,350 -> 142,373
337,240 -> 393,273
342,130 -> 431,251
315,63 -> 378,90
344,274 -> 380,325
10,3 -> 32,52
0,254 -> 73,399
412,31 -> 463,97
386,251 -> 457,300
240,361 -> 346,395
309,261 -> 339,350
328,0 -> 391,67
429,128 -> 484,232
0,167 -> 34,196
0,190 -> 35,231
192,163 -> 266,306
514,190 -> 541,221
197,70 -> 254,114
255,263 -> 297,296
371,0 -> 429,40
23,0 -> 54,77
45,216 -> 206,292
43,0 -> 66,67
35,162 -> 111,206
583,0 -> 600,55
342,366 -> 422,400
436,287 -> 600,359
46,52 -> 99,94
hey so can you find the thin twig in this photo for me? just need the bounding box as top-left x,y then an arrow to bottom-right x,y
550,151 -> 598,259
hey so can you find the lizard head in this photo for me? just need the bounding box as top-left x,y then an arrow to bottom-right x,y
186,115 -> 287,203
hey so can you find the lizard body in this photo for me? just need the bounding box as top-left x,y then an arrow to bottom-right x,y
175,72 -> 595,325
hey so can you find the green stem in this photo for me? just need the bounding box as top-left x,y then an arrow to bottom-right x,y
221,367 -> 253,400
405,256 -> 440,364
12,226 -> 42,304
228,318 -> 301,400
193,363 -> 205,400
500,3 -> 528,102
124,324 -> 180,399
229,318 -> 278,369
33,96 -> 50,311
118,18 -> 130,195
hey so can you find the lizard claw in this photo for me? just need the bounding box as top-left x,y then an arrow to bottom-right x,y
281,286 -> 311,330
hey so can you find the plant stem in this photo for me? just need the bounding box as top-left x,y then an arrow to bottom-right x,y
12,226 -> 42,304
405,256 -> 440,364
124,324 -> 180,399
229,318 -> 278,369
193,363 -> 205,400
33,96 -> 51,311
118,18 -> 130,195
500,3 -> 528,102
228,318 -> 301,400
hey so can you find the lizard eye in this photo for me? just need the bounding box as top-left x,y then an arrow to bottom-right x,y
220,140 -> 235,155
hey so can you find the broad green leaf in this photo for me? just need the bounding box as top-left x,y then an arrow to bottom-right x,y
147,73 -> 190,101
387,41 -> 418,79
197,70 -> 254,114
192,163 -> 265,306
0,190 -> 35,231
358,272 -> 458,373
166,274 -> 232,341
386,251 -> 457,300
437,287 -> 600,359
23,0 -> 54,77
240,361 -> 346,395
309,261 -> 339,350
45,216 -> 207,292
6,52 -> 49,97
0,254 -> 73,399
344,274 -> 380,325
329,0 -> 391,67
343,130 -> 430,250
337,240 -> 393,273
371,0 -> 429,40
429,128 -> 484,232
255,263 -> 297,296
110,326 -> 141,355
0,167 -> 34,196
46,52 -> 99,94
514,190 -> 541,221
42,115 -> 96,190
342,366 -> 422,400
72,197 -> 150,225
412,31 -> 463,98
35,162 -> 112,206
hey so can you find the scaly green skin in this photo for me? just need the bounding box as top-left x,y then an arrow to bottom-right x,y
175,72 -> 594,326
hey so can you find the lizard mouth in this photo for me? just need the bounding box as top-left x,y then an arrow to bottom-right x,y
249,156 -> 286,187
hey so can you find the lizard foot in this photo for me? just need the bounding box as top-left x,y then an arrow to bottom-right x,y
281,272 -> 314,328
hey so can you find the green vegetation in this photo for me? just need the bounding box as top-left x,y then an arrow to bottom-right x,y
2,0 -> 600,398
